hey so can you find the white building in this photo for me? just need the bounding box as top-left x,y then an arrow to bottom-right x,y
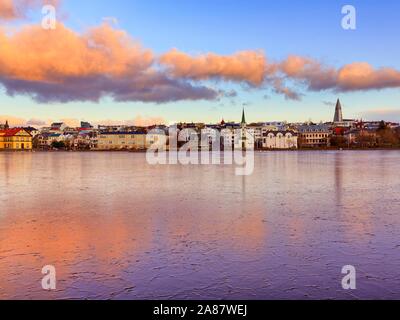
262,131 -> 298,149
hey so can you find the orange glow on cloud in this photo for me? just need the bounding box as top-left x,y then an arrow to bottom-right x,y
0,23 -> 153,82
337,62 -> 400,91
160,49 -> 268,86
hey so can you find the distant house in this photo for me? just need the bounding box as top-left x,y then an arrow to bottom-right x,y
36,132 -> 64,148
24,127 -> 39,137
0,128 -> 32,150
80,121 -> 93,129
50,122 -> 66,132
48,133 -> 64,144
36,133 -> 50,149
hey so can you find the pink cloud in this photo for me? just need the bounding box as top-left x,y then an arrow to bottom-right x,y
278,57 -> 400,95
337,63 -> 400,91
160,49 -> 268,86
279,55 -> 338,91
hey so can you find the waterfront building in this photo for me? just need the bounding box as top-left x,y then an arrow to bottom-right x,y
146,131 -> 165,149
171,125 -> 199,151
262,130 -> 298,149
248,121 -> 295,149
35,133 -> 50,149
97,132 -> 149,150
220,128 -> 235,150
247,124 -> 264,149
298,124 -> 331,148
72,132 -> 92,150
0,128 -> 32,150
200,126 -> 220,150
89,131 -> 99,149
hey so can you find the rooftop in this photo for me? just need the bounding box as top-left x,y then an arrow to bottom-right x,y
0,128 -> 31,137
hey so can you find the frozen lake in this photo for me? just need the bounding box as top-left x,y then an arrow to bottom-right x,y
1,151 -> 400,299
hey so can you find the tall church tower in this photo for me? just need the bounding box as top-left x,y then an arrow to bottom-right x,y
241,108 -> 246,127
334,99 -> 343,123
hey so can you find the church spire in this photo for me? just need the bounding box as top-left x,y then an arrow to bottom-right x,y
334,99 -> 343,123
241,108 -> 246,126
5,120 -> 9,129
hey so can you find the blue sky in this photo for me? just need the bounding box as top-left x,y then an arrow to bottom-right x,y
1,0 -> 400,126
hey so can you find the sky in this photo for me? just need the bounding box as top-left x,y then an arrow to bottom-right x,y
1,0 -> 400,127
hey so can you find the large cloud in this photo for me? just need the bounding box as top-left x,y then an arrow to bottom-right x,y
0,23 -> 153,81
277,56 -> 400,97
337,63 -> 400,91
0,23 -> 219,103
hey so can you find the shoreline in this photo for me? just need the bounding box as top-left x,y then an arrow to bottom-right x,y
1,148 -> 400,153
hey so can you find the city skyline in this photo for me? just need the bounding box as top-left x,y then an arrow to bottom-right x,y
1,100 -> 398,129
1,0 -> 400,126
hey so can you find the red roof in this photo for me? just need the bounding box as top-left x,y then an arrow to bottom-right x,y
0,128 -> 31,137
